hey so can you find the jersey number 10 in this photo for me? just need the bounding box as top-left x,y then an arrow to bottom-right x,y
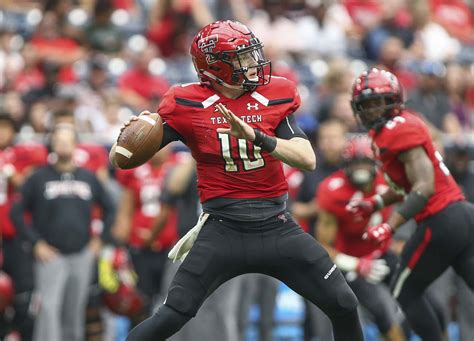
218,133 -> 265,172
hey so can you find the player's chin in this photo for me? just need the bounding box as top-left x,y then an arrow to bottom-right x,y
247,74 -> 258,82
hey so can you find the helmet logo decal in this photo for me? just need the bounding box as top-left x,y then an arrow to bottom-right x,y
198,35 -> 219,64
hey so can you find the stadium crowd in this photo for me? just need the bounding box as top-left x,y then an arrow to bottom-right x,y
1,0 -> 474,340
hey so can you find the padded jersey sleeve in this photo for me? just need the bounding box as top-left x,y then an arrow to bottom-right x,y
157,86 -> 186,148
374,114 -> 429,154
275,77 -> 301,119
157,87 -> 178,132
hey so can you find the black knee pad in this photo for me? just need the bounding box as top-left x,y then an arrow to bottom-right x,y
165,284 -> 199,316
335,286 -> 358,313
324,281 -> 359,319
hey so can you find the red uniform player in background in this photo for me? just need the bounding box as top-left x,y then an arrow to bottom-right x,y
349,68 -> 474,341
0,113 -> 47,340
112,148 -> 177,326
316,136 -> 405,340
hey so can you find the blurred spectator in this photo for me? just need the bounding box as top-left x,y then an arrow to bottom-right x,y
118,43 -> 169,111
295,0 -> 351,59
343,0 -> 383,34
147,0 -> 213,58
445,62 -> 471,133
10,124 -> 115,341
328,93 -> 359,132
74,56 -> 117,135
376,36 -> 417,92
2,92 -> 26,128
13,44 -> 46,95
430,0 -> 474,43
363,0 -> 413,61
27,100 -> 51,134
29,12 -> 85,84
247,0 -> 304,60
316,58 -> 354,124
445,144 -> 474,203
84,0 -> 123,54
409,0 -> 460,61
408,60 -> 458,133
42,0 -> 83,40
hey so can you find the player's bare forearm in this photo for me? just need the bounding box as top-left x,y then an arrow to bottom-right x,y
380,188 -> 404,207
399,147 -> 435,198
315,211 -> 339,259
385,147 -> 434,231
271,137 -> 316,171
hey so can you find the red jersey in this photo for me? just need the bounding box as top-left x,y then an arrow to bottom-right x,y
0,144 -> 48,238
317,170 -> 391,257
370,111 -> 464,221
116,162 -> 177,250
158,77 -> 301,203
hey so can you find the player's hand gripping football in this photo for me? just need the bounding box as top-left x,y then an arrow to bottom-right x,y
363,223 -> 393,245
119,110 -> 151,133
215,103 -> 256,141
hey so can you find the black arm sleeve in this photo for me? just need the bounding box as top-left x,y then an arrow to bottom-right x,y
159,123 -> 186,149
275,114 -> 308,140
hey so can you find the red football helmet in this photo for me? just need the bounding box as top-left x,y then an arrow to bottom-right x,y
351,68 -> 404,130
342,135 -> 376,187
190,20 -> 271,90
99,247 -> 144,317
0,271 -> 14,313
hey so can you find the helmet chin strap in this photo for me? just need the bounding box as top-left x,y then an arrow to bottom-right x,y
202,71 -> 243,90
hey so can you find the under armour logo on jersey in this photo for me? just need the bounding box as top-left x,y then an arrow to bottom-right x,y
277,213 -> 287,223
247,102 -> 259,110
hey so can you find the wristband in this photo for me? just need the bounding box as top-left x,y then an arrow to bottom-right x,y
373,194 -> 385,210
253,128 -> 277,153
395,191 -> 428,220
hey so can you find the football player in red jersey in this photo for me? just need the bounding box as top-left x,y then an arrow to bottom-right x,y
316,136 -> 405,340
0,112 -> 47,341
348,68 -> 474,341
111,20 -> 364,341
112,149 -> 178,325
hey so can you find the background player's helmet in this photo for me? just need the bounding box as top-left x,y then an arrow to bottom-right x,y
190,20 -> 271,91
342,136 -> 376,187
351,68 -> 404,130
0,271 -> 14,313
99,247 -> 144,317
